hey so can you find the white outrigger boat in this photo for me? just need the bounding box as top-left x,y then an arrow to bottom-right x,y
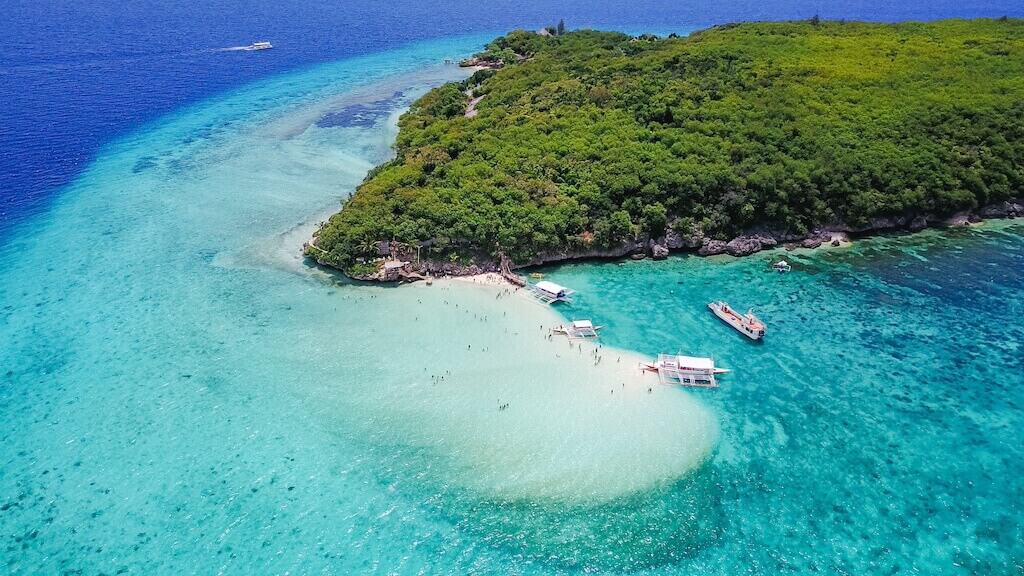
641,354 -> 729,388
772,259 -> 792,272
529,280 -> 575,305
552,319 -> 602,339
708,300 -> 765,340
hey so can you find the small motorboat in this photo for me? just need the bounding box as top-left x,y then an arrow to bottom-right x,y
772,260 -> 792,272
244,41 -> 273,51
708,301 -> 765,340
552,319 -> 602,339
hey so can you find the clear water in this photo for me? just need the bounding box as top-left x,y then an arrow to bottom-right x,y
5,0 -> 1024,232
538,227 -> 1024,573
3,11 -> 1024,576
1,36 -> 724,574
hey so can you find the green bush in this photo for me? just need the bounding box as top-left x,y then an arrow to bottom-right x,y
347,262 -> 379,278
314,20 -> 1024,267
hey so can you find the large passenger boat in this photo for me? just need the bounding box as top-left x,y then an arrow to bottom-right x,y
708,300 -> 765,340
641,354 -> 729,388
529,280 -> 575,304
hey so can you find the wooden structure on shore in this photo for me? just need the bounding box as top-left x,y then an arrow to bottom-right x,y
499,253 -> 526,287
397,269 -> 428,282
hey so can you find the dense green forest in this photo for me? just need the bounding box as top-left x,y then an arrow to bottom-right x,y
310,19 -> 1024,271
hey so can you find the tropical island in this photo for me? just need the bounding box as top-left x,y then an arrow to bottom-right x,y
306,19 -> 1024,280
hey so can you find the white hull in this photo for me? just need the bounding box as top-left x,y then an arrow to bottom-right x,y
709,301 -> 765,340
552,324 -> 601,338
641,354 -> 727,388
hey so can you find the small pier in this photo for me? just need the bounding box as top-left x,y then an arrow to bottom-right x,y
498,253 -> 527,287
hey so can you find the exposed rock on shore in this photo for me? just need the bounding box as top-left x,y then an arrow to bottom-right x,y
725,235 -> 777,257
308,198 -> 1022,283
458,56 -> 504,69
524,242 -> 641,267
697,239 -> 727,256
664,227 -> 702,250
979,199 -> 1023,219
419,260 -> 498,277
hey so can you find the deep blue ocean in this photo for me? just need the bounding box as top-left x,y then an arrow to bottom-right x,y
3,0 -> 1023,233
2,1 -> 1023,574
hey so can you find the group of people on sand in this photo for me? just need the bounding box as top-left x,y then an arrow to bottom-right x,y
423,277 -> 661,411
427,368 -> 452,384
494,286 -> 520,300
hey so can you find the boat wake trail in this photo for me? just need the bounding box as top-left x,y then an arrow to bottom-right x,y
217,42 -> 273,52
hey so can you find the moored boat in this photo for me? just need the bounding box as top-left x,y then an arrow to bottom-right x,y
640,354 -> 728,387
772,260 -> 792,272
552,319 -> 601,339
529,280 -> 575,304
708,300 -> 765,340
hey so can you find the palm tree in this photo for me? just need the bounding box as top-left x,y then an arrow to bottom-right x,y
357,237 -> 377,256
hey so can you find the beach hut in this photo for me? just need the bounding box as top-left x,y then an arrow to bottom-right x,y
530,280 -> 575,304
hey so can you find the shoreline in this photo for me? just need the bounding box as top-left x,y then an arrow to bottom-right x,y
308,201 -> 1022,285
394,275 -> 721,502
303,23 -> 1024,288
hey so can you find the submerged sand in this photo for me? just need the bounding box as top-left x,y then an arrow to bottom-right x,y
330,278 -> 720,503
196,59 -> 723,504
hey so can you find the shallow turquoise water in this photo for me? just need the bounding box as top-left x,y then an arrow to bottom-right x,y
1,34 -> 1022,575
540,227 -> 1024,574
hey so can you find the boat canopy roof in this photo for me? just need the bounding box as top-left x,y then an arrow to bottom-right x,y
534,280 -> 568,296
675,355 -> 715,370
571,320 -> 593,329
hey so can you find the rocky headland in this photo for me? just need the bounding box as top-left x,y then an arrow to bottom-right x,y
306,23 -> 1024,284
307,199 -> 1023,282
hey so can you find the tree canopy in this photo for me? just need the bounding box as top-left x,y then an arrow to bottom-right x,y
311,19 -> 1024,270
